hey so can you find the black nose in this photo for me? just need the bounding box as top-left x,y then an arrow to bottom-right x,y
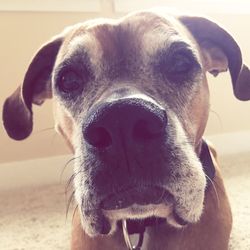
83,98 -> 167,149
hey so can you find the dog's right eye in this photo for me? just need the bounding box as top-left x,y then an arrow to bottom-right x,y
57,71 -> 83,94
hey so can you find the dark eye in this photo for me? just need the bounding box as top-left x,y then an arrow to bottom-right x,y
169,52 -> 193,74
156,49 -> 200,83
58,71 -> 82,93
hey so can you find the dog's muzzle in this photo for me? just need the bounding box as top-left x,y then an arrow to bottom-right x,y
77,93 -> 211,237
82,94 -> 170,211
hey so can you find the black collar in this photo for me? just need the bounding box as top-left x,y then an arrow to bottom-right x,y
122,139 -> 216,236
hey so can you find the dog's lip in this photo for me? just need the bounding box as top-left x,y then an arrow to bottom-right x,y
100,186 -> 174,210
173,210 -> 188,226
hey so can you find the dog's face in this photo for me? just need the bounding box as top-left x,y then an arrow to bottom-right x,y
3,9 -> 250,236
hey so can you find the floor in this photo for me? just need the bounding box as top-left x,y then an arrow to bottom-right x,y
0,153 -> 249,250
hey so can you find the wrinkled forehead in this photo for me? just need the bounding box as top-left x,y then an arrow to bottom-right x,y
58,12 -> 193,65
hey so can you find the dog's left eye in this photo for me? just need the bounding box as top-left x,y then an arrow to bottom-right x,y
57,71 -> 83,94
156,50 -> 200,82
169,52 -> 193,74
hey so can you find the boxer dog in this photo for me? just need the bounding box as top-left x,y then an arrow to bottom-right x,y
3,9 -> 250,250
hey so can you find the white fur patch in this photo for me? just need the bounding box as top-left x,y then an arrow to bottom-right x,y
103,203 -> 173,234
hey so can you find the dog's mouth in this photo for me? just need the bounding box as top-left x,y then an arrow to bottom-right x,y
98,186 -> 188,232
100,186 -> 174,210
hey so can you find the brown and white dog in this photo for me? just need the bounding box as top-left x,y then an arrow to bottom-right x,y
2,9 -> 250,250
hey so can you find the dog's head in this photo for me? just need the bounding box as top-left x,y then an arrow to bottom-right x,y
3,9 -> 250,236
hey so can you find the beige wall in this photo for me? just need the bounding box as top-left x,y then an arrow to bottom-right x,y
0,11 -> 250,163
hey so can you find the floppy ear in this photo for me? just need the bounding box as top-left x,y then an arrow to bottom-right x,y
2,36 -> 63,140
179,15 -> 250,101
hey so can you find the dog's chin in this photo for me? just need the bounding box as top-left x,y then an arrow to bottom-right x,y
99,186 -> 173,231
103,203 -> 191,235
79,186 -> 197,237
103,203 -> 173,233
80,203 -> 188,237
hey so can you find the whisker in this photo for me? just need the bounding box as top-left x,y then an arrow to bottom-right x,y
65,190 -> 76,219
72,205 -> 79,225
205,173 -> 220,208
64,170 -> 83,222
210,109 -> 223,131
34,127 -> 55,134
60,156 -> 80,183
65,169 -> 83,195
65,174 -> 76,194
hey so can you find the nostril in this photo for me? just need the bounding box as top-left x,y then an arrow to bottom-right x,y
84,126 -> 112,148
133,118 -> 166,142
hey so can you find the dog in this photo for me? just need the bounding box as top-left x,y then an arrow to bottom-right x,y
2,8 -> 250,250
